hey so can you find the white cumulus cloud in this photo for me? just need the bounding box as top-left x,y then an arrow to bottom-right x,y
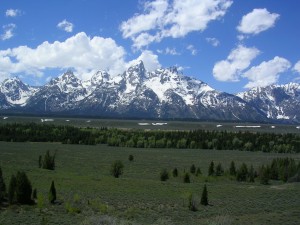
213,45 -> 260,82
237,8 -> 280,35
5,9 -> 21,17
293,60 -> 300,74
1,24 -> 16,40
243,56 -> 291,88
57,19 -> 74,33
128,50 -> 161,72
120,0 -> 233,49
0,32 -> 127,80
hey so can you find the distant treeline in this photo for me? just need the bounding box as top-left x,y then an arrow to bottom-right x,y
0,123 -> 300,153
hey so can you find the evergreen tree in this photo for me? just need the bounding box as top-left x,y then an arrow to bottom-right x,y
38,155 -> 42,168
172,168 -> 178,177
200,184 -> 208,206
236,163 -> 248,182
49,181 -> 56,204
160,169 -> 169,181
190,164 -> 196,174
110,160 -> 124,178
15,171 -> 32,204
42,150 -> 56,170
0,167 -> 6,202
248,165 -> 255,182
259,165 -> 270,185
8,175 -> 17,204
128,154 -> 134,162
215,163 -> 224,176
208,161 -> 215,176
195,167 -> 202,176
183,173 -> 190,183
229,161 -> 236,176
32,188 -> 37,200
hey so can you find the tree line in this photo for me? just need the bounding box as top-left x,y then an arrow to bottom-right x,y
0,123 -> 300,153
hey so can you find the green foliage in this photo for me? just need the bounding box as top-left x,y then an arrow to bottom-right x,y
128,154 -> 134,162
42,150 -> 56,170
195,167 -> 202,176
172,167 -> 178,177
215,163 -> 224,176
8,175 -> 16,204
49,181 -> 56,204
201,184 -> 208,206
208,161 -> 215,176
229,161 -> 236,176
190,164 -> 196,174
15,171 -> 32,204
248,165 -> 255,182
65,202 -> 81,214
188,193 -> 197,211
37,193 -> 45,211
183,173 -> 190,183
236,163 -> 248,182
32,188 -> 37,199
160,169 -> 169,181
38,155 -> 42,168
0,166 -> 6,202
259,165 -> 270,185
110,160 -> 124,178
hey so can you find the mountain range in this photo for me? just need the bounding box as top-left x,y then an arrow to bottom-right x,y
0,60 -> 299,123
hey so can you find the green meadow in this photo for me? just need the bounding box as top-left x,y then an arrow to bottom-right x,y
0,141 -> 300,225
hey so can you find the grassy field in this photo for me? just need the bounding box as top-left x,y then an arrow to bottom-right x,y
1,115 -> 300,134
0,142 -> 300,225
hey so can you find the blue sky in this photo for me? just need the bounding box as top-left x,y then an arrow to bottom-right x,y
1,0 -> 300,93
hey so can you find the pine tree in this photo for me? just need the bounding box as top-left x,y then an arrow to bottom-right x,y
8,175 -> 17,204
248,165 -> 255,182
49,181 -> 56,204
42,150 -> 56,170
0,167 -> 6,202
208,161 -> 215,176
236,163 -> 248,182
172,168 -> 178,177
229,161 -> 236,176
128,154 -> 134,162
160,169 -> 169,181
195,167 -> 202,176
201,184 -> 208,206
32,188 -> 37,200
38,155 -> 42,168
15,171 -> 32,204
183,173 -> 190,183
215,163 -> 224,176
190,164 -> 196,174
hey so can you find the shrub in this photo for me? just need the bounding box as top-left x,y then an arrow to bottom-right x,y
172,168 -> 178,177
128,155 -> 134,162
259,165 -> 270,185
183,173 -> 190,183
32,188 -> 37,199
208,161 -> 215,176
229,161 -> 236,176
111,160 -> 124,178
196,167 -> 202,176
42,150 -> 56,170
160,169 -> 169,181
215,163 -> 224,176
190,164 -> 196,174
188,193 -> 197,211
236,163 -> 248,182
8,175 -> 17,204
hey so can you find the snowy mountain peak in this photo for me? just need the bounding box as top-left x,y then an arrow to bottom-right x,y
91,71 -> 110,86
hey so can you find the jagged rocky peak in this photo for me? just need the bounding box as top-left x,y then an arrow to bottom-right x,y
91,71 -> 110,86
126,60 -> 146,79
1,77 -> 29,91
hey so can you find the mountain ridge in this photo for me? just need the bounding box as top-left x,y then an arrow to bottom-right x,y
0,61 -> 299,123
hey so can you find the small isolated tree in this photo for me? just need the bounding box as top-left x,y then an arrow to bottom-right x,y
201,184 -> 208,206
42,150 -> 56,170
196,167 -> 202,177
208,161 -> 215,176
259,165 -> 270,185
236,163 -> 248,182
38,155 -> 42,168
110,160 -> 124,178
49,181 -> 56,204
160,169 -> 169,181
128,154 -> 134,162
215,163 -> 224,176
15,171 -> 32,204
248,165 -> 255,182
190,164 -> 196,174
229,161 -> 236,176
172,168 -> 178,177
183,173 -> 190,183
8,175 -> 17,204
188,193 -> 197,211
0,167 -> 6,202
